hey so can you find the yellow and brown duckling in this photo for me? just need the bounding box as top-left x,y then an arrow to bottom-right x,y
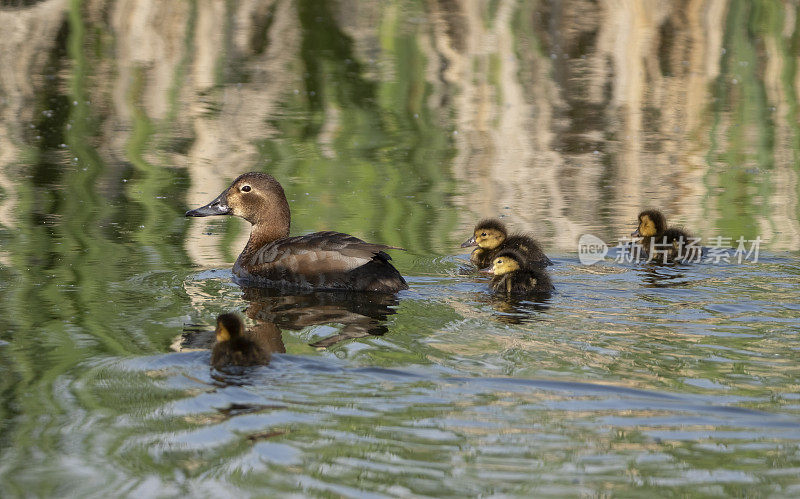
211,313 -> 270,369
461,218 -> 552,269
632,209 -> 700,262
186,173 -> 408,292
490,249 -> 554,296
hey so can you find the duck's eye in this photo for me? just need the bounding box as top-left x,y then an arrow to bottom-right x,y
481,232 -> 487,237
241,185 -> 251,192
497,259 -> 502,264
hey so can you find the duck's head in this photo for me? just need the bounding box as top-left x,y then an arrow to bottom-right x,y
490,249 -> 524,276
185,172 -> 291,230
461,219 -> 507,249
215,312 -> 245,343
632,210 -> 666,237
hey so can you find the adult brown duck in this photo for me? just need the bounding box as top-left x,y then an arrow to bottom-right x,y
186,173 -> 408,292
461,218 -> 552,269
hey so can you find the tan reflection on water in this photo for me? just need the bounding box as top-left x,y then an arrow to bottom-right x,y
0,0 -> 69,232
1,0 -> 799,261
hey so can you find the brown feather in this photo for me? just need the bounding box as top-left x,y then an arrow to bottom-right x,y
235,232 -> 407,291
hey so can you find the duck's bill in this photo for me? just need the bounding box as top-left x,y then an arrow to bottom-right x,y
185,193 -> 231,217
631,228 -> 640,237
460,236 -> 477,248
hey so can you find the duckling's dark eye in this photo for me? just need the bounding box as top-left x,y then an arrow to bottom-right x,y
241,185 -> 251,192
481,232 -> 487,237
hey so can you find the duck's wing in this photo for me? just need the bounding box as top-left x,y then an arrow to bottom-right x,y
247,231 -> 402,276
663,227 -> 692,242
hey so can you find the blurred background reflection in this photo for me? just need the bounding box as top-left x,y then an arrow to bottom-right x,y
3,0 -> 798,261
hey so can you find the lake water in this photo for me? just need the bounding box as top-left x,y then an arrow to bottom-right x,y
1,0 -> 799,496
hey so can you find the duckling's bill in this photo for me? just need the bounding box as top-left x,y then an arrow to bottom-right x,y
460,235 -> 477,248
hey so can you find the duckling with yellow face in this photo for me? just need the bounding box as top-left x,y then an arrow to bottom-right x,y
632,210 -> 699,262
211,313 -> 270,369
461,219 -> 552,269
490,249 -> 554,296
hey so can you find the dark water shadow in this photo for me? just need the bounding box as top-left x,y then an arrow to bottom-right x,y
241,287 -> 399,348
485,292 -> 553,324
638,264 -> 695,288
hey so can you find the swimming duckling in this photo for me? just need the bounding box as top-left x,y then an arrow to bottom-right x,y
490,249 -> 554,296
461,218 -> 552,269
211,313 -> 270,369
632,210 -> 700,262
186,173 -> 408,292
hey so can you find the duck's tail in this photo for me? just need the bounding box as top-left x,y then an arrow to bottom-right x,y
354,256 -> 409,292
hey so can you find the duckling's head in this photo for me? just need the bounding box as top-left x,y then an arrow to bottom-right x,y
461,219 -> 507,250
490,249 -> 524,276
186,172 -> 291,231
215,312 -> 245,343
632,210 -> 666,238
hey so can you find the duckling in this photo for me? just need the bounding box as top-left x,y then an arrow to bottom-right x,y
186,173 -> 408,292
490,249 -> 554,295
632,209 -> 699,262
211,313 -> 270,369
461,218 -> 552,269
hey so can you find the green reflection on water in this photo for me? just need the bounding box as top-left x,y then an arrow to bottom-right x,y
708,0 -> 800,239
710,0 -> 773,238
0,7 -> 193,492
251,0 -> 458,255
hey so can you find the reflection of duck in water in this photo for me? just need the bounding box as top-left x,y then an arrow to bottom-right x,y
639,266 -> 693,288
211,313 -> 270,369
488,295 -> 551,324
243,287 -> 398,348
632,210 -> 700,262
175,289 -> 398,353
186,172 -> 408,292
461,219 -> 552,269
490,249 -> 554,296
